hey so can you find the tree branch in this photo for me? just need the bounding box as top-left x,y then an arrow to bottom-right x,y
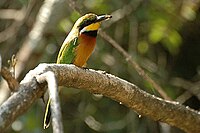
0,64 -> 199,133
0,55 -> 19,92
36,71 -> 63,133
0,67 -> 19,91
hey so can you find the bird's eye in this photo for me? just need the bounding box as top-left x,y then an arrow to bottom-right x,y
78,16 -> 97,31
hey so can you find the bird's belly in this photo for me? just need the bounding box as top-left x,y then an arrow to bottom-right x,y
73,35 -> 96,67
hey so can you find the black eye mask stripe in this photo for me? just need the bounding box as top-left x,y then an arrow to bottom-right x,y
81,30 -> 98,37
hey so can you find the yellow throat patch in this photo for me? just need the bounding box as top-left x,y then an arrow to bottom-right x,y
80,22 -> 101,33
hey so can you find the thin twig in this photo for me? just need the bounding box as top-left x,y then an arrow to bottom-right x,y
0,9 -> 24,20
0,67 -> 19,92
99,31 -> 171,100
171,77 -> 200,102
0,54 -> 19,103
0,21 -> 22,43
36,71 -> 63,133
176,91 -> 192,104
0,55 -> 19,92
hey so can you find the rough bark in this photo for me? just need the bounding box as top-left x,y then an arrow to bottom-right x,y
0,64 -> 199,133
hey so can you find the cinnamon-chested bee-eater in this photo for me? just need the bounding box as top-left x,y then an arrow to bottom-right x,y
43,13 -> 112,129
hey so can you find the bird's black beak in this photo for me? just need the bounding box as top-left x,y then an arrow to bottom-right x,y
96,15 -> 112,22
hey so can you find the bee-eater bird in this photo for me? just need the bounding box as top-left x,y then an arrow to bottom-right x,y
43,13 -> 112,129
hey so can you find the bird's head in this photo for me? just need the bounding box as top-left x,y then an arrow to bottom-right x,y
73,13 -> 112,35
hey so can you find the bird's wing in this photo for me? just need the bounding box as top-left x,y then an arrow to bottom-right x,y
56,37 -> 79,64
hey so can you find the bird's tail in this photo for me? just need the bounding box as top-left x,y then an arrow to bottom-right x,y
43,98 -> 51,129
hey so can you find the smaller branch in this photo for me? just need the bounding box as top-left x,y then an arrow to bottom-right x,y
176,91 -> 192,104
171,77 -> 200,101
0,22 -> 22,43
0,67 -> 19,92
0,9 -> 24,20
36,71 -> 63,133
0,55 -> 19,91
0,55 -> 10,104
99,31 -> 171,100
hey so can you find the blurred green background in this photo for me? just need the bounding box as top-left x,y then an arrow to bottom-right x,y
0,0 -> 200,133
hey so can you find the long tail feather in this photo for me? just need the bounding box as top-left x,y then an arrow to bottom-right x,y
43,99 -> 51,129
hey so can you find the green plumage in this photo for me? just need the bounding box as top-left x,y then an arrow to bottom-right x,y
57,37 -> 79,64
